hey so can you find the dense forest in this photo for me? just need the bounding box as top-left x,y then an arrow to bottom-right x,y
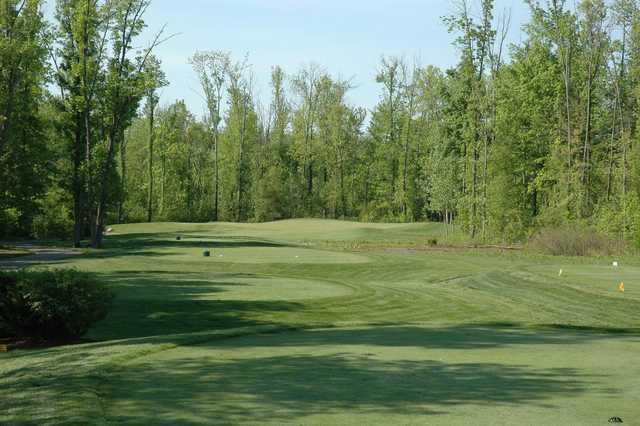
2,0 -> 640,248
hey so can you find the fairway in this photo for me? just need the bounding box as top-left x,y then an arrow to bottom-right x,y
1,219 -> 640,425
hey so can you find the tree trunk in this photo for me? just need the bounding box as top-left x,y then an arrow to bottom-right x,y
581,67 -> 594,216
340,159 -> 346,219
72,117 -> 84,248
92,124 -> 121,248
236,95 -> 248,222
606,93 -> 617,201
160,153 -> 166,215
402,88 -> 414,218
82,0 -> 95,235
562,47 -> 573,198
118,139 -> 127,223
212,93 -> 222,222
147,99 -> 155,222
307,162 -> 313,201
482,129 -> 488,239
214,131 -> 219,221
471,142 -> 478,239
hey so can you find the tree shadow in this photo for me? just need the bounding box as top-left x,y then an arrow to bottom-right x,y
1,323 -> 631,424
85,234 -> 295,261
103,343 -> 607,424
89,272 -> 303,341
101,232 -> 292,249
215,324 -> 640,351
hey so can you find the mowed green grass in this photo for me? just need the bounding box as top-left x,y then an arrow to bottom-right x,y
2,219 -> 640,425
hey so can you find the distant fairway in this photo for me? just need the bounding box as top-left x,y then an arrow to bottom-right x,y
1,219 -> 639,425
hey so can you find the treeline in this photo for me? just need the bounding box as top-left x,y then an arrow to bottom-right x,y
1,0 -> 164,247
2,0 -> 640,247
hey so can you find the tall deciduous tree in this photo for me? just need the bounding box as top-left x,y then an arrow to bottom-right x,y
142,54 -> 167,222
0,0 -> 49,236
190,50 -> 230,221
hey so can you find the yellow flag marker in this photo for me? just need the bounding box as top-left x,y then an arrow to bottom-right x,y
619,282 -> 625,293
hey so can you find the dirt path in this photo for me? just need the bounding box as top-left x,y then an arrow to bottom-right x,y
0,244 -> 82,270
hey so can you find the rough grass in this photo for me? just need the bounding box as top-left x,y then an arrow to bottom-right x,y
1,219 -> 639,425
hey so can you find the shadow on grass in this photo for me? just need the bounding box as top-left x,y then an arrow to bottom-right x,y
91,264 -> 640,346
95,232 -> 293,255
89,272 -> 303,341
102,333 -> 609,424
84,235 -> 295,261
216,323 -> 640,351
535,323 -> 640,334
1,324 -> 630,424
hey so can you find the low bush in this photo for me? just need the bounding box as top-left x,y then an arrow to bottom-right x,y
527,224 -> 623,257
0,269 -> 112,341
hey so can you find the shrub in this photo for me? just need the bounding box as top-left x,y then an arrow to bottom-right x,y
0,269 -> 112,341
527,224 -> 623,257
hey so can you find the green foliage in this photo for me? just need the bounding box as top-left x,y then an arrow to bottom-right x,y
0,208 -> 20,239
51,0 -> 156,247
253,162 -> 289,222
0,0 -> 50,237
219,66 -> 259,222
4,0 -> 640,250
0,269 -> 112,340
594,194 -> 640,243
31,188 -> 74,240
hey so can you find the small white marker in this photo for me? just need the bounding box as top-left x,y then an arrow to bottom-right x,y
613,261 -> 619,267
295,255 -> 299,259
559,269 -> 563,277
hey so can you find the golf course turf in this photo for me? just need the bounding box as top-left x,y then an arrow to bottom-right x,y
1,219 -> 639,425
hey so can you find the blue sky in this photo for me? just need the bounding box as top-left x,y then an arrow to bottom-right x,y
45,0 -> 531,117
